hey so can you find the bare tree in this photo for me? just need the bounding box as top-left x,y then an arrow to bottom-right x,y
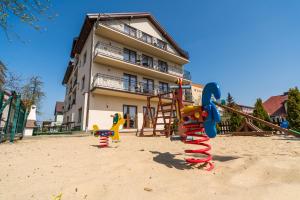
0,60 -> 7,89
0,0 -> 54,39
21,76 -> 45,112
3,70 -> 23,93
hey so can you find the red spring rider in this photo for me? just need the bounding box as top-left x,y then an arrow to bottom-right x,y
95,130 -> 114,148
170,79 -> 221,171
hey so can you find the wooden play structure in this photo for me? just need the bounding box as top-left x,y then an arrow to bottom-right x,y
139,91 -> 177,137
216,102 -> 300,137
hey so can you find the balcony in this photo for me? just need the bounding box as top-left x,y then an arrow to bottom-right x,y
95,22 -> 189,65
183,70 -> 192,81
93,42 -> 191,83
91,73 -> 193,102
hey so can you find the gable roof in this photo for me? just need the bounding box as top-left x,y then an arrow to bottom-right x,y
70,12 -> 189,59
263,94 -> 288,117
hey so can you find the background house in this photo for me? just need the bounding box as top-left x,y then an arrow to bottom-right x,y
238,104 -> 254,115
263,93 -> 288,123
54,101 -> 64,125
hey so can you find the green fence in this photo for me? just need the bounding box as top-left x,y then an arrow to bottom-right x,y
0,91 -> 28,143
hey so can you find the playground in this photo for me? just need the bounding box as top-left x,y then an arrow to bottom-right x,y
0,134 -> 299,200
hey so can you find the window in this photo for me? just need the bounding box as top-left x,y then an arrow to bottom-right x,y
158,60 -> 168,72
83,51 -> 87,65
81,76 -> 85,91
124,24 -> 137,37
78,108 -> 82,123
123,48 -> 137,63
141,32 -> 152,44
142,54 -> 153,68
157,39 -> 167,50
123,73 -> 137,92
142,78 -> 154,94
159,82 -> 169,93
123,105 -> 137,128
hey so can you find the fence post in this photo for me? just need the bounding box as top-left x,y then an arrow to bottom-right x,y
10,95 -> 21,143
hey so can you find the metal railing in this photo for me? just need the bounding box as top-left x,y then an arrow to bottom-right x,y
92,73 -> 193,101
183,70 -> 192,80
94,41 -> 185,78
98,21 -> 189,59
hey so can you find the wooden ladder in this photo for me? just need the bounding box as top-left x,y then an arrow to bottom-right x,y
153,92 -> 177,137
139,96 -> 155,137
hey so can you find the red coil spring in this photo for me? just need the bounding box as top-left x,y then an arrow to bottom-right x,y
99,136 -> 109,148
183,123 -> 214,171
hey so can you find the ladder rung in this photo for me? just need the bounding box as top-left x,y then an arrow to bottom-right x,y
162,109 -> 173,113
161,102 -> 173,107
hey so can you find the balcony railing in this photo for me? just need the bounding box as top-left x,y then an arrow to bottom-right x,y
94,41 -> 184,78
98,21 -> 189,59
183,70 -> 192,81
92,73 -> 193,101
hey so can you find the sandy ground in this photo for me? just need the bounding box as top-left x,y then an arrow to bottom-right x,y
0,134 -> 300,200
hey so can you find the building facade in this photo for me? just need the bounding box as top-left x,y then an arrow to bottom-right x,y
62,13 -> 191,131
238,104 -> 254,115
191,83 -> 204,105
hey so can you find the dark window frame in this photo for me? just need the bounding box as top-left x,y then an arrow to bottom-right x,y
123,48 -> 137,64
81,75 -> 85,91
123,105 -> 138,129
159,81 -> 169,93
78,107 -> 82,123
124,24 -> 137,37
123,73 -> 137,92
141,32 -> 152,44
158,60 -> 168,73
142,78 -> 154,94
142,54 -> 153,68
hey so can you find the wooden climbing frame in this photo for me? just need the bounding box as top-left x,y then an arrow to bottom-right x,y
139,91 -> 177,137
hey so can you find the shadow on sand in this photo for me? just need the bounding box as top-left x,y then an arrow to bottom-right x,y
150,151 -> 191,170
150,151 -> 241,170
272,135 -> 300,141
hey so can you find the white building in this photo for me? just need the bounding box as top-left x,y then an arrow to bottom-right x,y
62,12 -> 191,131
54,101 -> 64,125
191,83 -> 204,105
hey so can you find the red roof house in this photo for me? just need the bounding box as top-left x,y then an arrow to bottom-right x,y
263,93 -> 288,118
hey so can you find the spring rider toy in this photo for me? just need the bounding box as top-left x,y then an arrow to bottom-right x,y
170,79 -> 221,170
94,113 -> 125,148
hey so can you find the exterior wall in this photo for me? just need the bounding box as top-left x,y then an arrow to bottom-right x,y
88,94 -> 158,130
63,30 -> 93,129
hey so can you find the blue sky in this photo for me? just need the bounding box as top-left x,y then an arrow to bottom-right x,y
1,0 -> 300,120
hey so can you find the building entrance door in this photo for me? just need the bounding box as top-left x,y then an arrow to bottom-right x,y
123,105 -> 137,129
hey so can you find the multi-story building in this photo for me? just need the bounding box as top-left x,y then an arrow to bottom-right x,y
62,12 -> 192,131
